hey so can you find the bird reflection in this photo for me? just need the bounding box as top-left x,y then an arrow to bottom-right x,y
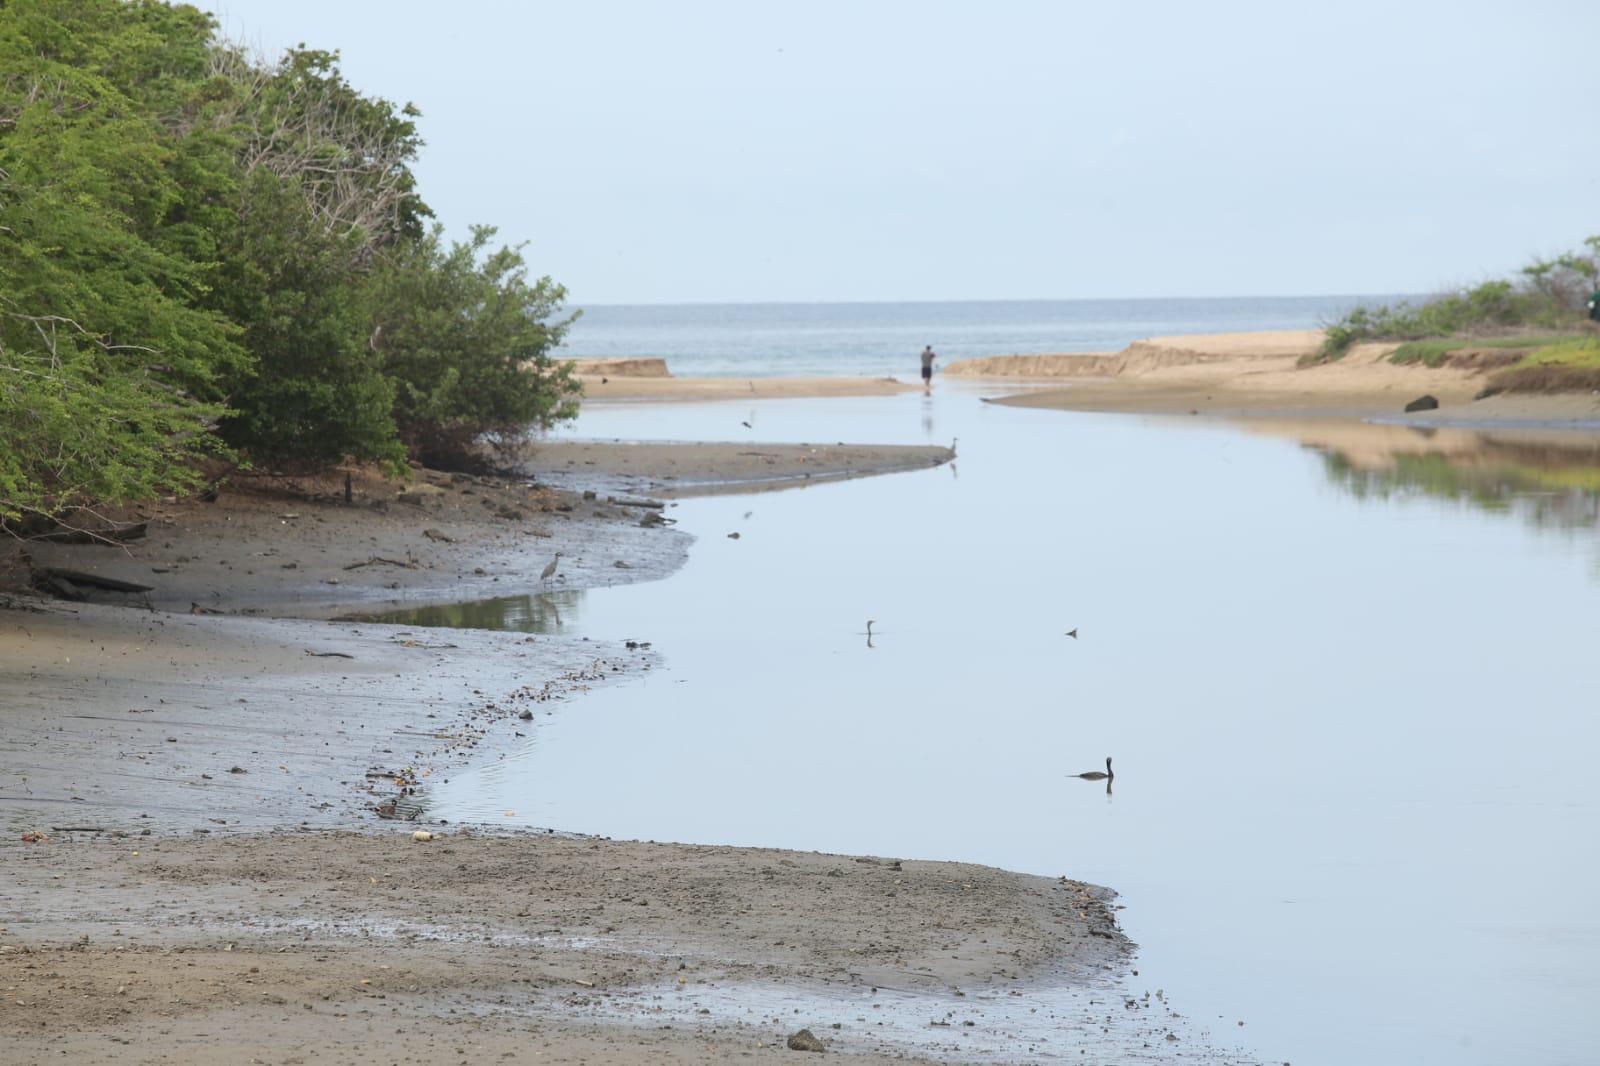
538,592 -> 563,630
1072,757 -> 1115,801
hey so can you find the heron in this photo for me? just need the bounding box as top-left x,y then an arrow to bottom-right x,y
1075,757 -> 1113,781
540,552 -> 563,583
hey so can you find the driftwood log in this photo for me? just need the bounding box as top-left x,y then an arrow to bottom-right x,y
35,568 -> 154,594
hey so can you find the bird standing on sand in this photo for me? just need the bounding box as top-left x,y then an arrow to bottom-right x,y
540,552 -> 563,583
1076,757 -> 1113,781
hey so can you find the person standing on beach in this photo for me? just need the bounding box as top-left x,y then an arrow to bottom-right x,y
920,345 -> 937,390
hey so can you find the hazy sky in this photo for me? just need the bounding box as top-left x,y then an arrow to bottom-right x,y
209,1 -> 1598,305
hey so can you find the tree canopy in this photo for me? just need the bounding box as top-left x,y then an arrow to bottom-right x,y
1,0 -> 579,525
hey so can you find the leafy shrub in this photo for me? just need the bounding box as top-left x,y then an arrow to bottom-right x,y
1311,239 -> 1600,362
366,227 -> 581,469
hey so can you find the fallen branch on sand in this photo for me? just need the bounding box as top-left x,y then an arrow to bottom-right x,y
305,650 -> 355,659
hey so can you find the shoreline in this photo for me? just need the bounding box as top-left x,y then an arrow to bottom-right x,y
577,374 -> 920,402
949,329 -> 1600,426
0,437 -> 1191,1064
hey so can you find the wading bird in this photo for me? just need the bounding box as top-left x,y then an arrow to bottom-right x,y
540,552 -> 563,583
1075,757 -> 1113,781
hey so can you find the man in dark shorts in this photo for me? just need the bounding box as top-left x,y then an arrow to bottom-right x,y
920,345 -> 936,390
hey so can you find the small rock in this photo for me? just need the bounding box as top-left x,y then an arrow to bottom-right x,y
786,1029 -> 825,1052
518,710 -> 533,721
411,830 -> 434,843
1403,394 -> 1439,413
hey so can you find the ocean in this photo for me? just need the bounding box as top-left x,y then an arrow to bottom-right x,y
555,295 -> 1401,378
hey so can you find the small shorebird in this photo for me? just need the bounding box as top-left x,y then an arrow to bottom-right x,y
1075,757 -> 1113,781
540,552 -> 563,583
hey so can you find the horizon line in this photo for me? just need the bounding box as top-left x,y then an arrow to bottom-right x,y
566,292 -> 1416,310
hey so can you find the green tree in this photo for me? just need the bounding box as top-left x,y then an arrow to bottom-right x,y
0,0 -> 243,523
367,226 -> 581,468
208,171 -> 402,467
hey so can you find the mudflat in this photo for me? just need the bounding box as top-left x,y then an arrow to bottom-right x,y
0,438 -> 1191,1064
1,828 -> 1127,1064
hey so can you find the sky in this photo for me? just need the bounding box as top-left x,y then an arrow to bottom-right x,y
207,0 -> 1600,305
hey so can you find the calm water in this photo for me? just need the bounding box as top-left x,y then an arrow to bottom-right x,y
558,296 -> 1400,377
401,393 -> 1599,1065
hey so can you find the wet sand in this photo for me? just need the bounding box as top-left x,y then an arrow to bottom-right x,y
0,439 -> 1207,1064
578,374 -> 920,402
2,829 -> 1138,1064
5,442 -> 947,619
521,439 -> 955,498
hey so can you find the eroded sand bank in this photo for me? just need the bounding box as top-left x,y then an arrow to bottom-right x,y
949,330 -> 1600,424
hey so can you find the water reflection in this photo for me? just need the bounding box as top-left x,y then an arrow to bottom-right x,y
350,396 -> 1600,1066
1247,421 -> 1600,534
344,589 -> 587,634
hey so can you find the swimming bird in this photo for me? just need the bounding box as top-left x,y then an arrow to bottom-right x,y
1075,757 -> 1113,781
741,421 -> 752,428
1065,628 -> 1078,639
540,552 -> 563,582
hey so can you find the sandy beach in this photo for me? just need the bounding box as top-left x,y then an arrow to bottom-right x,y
578,374 -> 921,402
948,330 -> 1600,424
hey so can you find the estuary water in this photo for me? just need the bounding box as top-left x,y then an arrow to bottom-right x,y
414,392 -> 1599,1066
557,296 -> 1397,377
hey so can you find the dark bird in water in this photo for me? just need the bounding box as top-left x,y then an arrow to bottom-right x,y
540,552 -> 563,582
1065,628 -> 1078,639
741,421 -> 752,428
1076,757 -> 1113,781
